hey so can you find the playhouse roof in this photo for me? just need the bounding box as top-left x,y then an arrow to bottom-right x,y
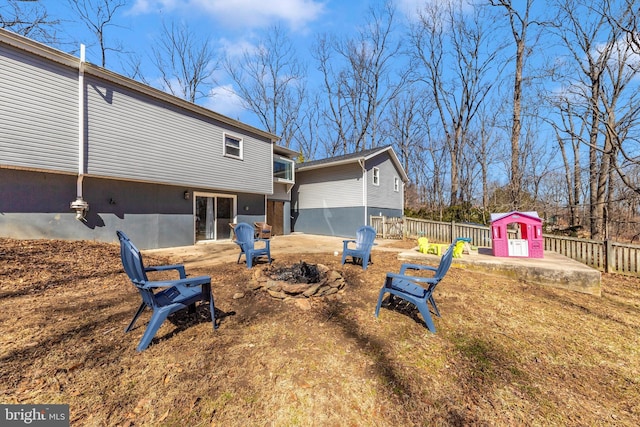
490,211 -> 541,223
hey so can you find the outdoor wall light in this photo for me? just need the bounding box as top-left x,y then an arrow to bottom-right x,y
184,191 -> 190,200
244,205 -> 250,211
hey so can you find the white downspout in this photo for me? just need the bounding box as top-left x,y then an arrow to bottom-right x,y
70,44 -> 89,220
359,158 -> 367,225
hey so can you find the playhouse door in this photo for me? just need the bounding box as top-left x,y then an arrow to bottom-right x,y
508,239 -> 529,257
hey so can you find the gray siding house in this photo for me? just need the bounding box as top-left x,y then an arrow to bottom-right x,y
292,146 -> 408,237
0,28 -> 293,249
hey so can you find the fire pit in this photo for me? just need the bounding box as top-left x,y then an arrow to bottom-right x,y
249,261 -> 346,300
271,261 -> 322,284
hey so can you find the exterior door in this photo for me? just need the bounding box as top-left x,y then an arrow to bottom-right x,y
195,194 -> 235,242
267,200 -> 285,236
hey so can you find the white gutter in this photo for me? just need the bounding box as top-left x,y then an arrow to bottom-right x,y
77,44 -> 85,191
70,44 -> 89,220
358,158 -> 367,225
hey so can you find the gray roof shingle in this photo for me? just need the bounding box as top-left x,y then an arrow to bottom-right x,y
296,145 -> 392,169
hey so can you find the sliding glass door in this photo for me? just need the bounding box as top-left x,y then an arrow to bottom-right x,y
195,194 -> 235,242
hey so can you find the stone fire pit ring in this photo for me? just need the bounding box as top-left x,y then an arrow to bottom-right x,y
248,261 -> 346,301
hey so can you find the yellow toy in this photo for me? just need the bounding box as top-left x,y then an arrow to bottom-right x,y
453,240 -> 465,258
418,237 -> 430,253
419,237 -> 469,258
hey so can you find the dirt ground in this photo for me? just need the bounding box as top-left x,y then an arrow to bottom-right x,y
1,235 -> 639,426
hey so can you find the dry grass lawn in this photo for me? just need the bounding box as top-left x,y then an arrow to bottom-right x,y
1,237 -> 639,426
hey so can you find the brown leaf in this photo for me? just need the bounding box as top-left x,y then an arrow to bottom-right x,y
158,409 -> 169,422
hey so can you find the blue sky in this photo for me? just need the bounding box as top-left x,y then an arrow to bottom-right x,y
43,0 -> 430,128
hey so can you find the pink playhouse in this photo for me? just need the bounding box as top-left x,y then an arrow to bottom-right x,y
490,211 -> 543,258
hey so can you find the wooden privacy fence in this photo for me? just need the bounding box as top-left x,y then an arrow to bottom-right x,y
370,215 -> 640,276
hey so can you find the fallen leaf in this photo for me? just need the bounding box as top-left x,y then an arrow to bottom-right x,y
158,409 -> 169,422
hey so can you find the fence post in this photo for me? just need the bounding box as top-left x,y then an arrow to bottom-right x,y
451,220 -> 455,242
605,239 -> 614,273
402,215 -> 406,239
382,216 -> 387,239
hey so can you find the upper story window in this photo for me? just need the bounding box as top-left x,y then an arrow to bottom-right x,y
274,156 -> 294,183
224,134 -> 243,159
394,176 -> 400,192
372,167 -> 380,186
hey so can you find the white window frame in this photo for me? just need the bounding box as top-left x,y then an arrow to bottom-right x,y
223,133 -> 243,160
394,176 -> 400,192
273,155 -> 295,183
372,167 -> 380,186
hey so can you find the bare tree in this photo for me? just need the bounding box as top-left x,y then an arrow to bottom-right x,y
150,21 -> 218,104
550,0 -> 609,238
489,0 -> 540,210
381,88 -> 430,185
599,24 -> 640,194
419,125 -> 449,218
410,0 -> 504,206
544,0 -> 640,239
313,33 -> 348,156
597,26 -> 640,240
549,0 -> 639,238
470,102 -> 503,222
313,1 -> 405,155
1,0 -> 60,42
121,53 -> 150,85
603,0 -> 640,56
225,25 -> 306,149
549,98 -> 586,228
292,94 -> 321,160
521,120 -> 554,208
67,0 -> 125,67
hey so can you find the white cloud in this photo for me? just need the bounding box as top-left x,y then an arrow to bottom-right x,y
204,84 -> 247,118
219,37 -> 259,60
395,0 -> 428,19
594,37 -> 640,71
128,0 -> 180,14
129,0 -> 326,31
395,0 -> 476,21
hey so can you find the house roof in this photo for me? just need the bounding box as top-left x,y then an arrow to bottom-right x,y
490,211 -> 542,223
296,145 -> 409,182
274,144 -> 299,158
0,28 -> 280,144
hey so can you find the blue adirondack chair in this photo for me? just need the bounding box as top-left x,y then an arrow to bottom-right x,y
233,222 -> 271,269
341,225 -> 377,270
374,238 -> 461,332
117,231 -> 216,351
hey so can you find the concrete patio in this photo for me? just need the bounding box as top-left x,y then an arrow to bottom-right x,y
398,247 -> 602,296
146,233 -> 602,297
